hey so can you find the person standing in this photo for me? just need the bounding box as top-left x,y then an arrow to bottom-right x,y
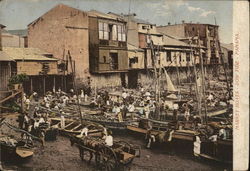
173,102 -> 179,121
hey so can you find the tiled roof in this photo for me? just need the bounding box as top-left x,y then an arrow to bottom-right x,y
221,43 -> 233,51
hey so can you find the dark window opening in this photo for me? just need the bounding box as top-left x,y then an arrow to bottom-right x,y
166,51 -> 171,61
103,56 -> 107,63
110,53 -> 118,70
186,52 -> 191,62
129,57 -> 138,67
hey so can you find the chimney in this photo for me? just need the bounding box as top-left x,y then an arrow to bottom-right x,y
182,20 -> 185,24
168,22 -> 171,25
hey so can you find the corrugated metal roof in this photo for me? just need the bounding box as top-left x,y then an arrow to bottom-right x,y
0,24 -> 6,28
0,51 -> 14,61
163,35 -> 189,47
3,47 -> 58,61
7,29 -> 28,37
88,10 -> 125,22
221,43 -> 233,51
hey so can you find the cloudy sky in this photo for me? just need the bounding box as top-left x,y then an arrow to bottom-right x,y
0,0 -> 233,43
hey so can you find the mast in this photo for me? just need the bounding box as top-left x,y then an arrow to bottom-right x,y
217,31 -> 232,99
189,37 -> 202,121
197,31 -> 208,124
68,51 -> 83,125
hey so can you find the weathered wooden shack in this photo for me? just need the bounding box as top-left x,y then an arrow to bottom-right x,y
2,47 -> 60,94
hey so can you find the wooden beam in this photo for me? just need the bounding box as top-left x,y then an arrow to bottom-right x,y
0,90 -> 22,104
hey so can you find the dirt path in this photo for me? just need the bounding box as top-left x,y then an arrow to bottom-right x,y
1,116 -> 231,171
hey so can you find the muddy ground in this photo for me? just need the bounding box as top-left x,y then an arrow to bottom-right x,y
1,115 -> 232,171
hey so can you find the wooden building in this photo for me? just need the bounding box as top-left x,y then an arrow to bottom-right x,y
2,47 -> 62,95
157,23 -> 220,65
88,10 -> 128,87
0,24 -> 12,97
109,13 -> 204,87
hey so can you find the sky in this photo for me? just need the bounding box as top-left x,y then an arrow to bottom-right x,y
0,0 -> 233,43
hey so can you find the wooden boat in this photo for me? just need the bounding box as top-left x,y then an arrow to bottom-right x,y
81,113 -> 132,130
0,137 -> 33,160
50,117 -> 105,136
127,117 -> 232,163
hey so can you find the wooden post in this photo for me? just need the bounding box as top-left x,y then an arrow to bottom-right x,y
94,79 -> 97,101
175,52 -> 181,85
43,76 -> 45,95
61,75 -> 63,91
30,77 -> 33,93
53,75 -> 56,92
21,87 -> 24,113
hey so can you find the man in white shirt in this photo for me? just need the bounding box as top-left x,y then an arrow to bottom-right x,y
127,103 -> 135,113
122,91 -> 128,99
104,130 -> 113,147
105,135 -> 113,147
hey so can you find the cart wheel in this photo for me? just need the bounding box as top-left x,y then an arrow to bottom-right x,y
98,146 -> 118,171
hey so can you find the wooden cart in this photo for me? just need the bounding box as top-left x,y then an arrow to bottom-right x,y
70,135 -> 140,171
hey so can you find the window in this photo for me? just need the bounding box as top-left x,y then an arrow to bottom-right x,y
166,51 -> 171,61
99,22 -> 104,39
103,23 -> 109,40
186,52 -> 190,62
99,22 -> 109,40
118,25 -> 122,41
129,57 -> 138,67
122,26 -> 126,41
112,25 -> 117,40
118,25 -> 126,42
210,40 -> 215,48
103,56 -> 107,63
110,53 -> 118,70
107,24 -> 118,41
146,35 -> 151,44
